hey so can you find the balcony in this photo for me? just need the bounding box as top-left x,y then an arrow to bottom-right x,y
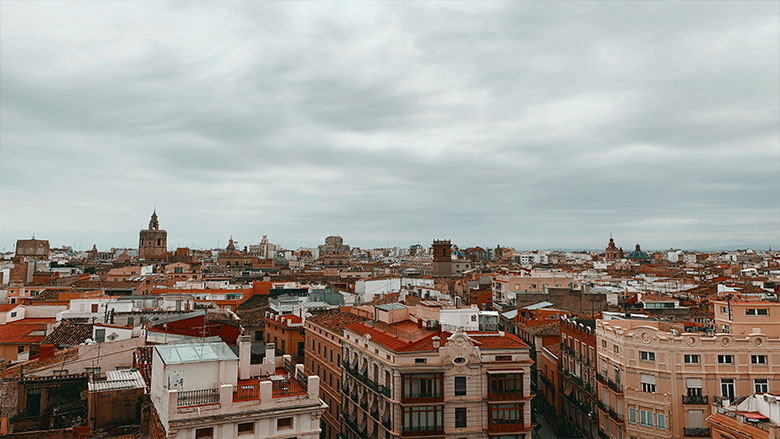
682,394 -> 708,405
488,422 -> 528,433
596,373 -> 608,384
684,427 -> 711,437
378,384 -> 391,398
607,379 -> 623,393
598,429 -> 608,439
177,388 -> 219,407
382,415 -> 391,430
233,382 -> 260,402
597,400 -> 607,411
271,378 -> 307,398
401,425 -> 444,437
401,392 -> 443,404
608,408 -> 624,424
370,405 -> 379,420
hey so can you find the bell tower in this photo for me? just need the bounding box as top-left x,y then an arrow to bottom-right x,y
139,209 -> 167,261
432,239 -> 453,278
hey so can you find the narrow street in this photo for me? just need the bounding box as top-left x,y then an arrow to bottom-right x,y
534,410 -> 560,439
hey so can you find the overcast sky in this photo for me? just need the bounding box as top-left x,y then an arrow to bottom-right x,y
1,2 -> 778,252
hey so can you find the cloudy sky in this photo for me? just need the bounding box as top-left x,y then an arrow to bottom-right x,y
1,2 -> 778,252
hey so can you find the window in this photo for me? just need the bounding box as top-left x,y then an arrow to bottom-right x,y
755,378 -> 769,393
255,331 -> 263,341
614,345 -> 620,354
495,355 -> 512,361
640,410 -> 654,427
684,354 -> 699,364
403,405 -> 443,433
488,373 -> 524,398
277,417 -> 293,430
10,311 -> 17,318
657,413 -> 665,430
640,374 -> 656,393
628,408 -> 637,423
686,378 -> 703,397
454,377 -> 467,396
718,354 -> 733,364
751,355 -> 767,364
237,422 -> 254,435
721,378 -> 735,400
721,306 -> 727,313
455,407 -> 467,428
639,351 -> 655,361
195,428 -> 214,438
17,345 -> 24,353
602,340 -> 607,348
746,308 -> 769,316
402,373 -> 443,399
489,403 -> 524,428
415,358 -> 427,364
95,328 -> 106,343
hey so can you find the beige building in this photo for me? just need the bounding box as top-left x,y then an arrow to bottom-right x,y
596,300 -> 780,439
149,338 -> 326,439
341,306 -> 534,439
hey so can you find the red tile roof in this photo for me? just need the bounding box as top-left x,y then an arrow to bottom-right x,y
0,304 -> 18,312
346,323 -> 530,352
7,318 -> 56,325
0,324 -> 46,344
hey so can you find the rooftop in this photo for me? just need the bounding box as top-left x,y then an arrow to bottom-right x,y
155,342 -> 238,365
88,369 -> 147,393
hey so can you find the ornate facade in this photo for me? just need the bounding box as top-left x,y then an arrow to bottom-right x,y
138,210 -> 167,261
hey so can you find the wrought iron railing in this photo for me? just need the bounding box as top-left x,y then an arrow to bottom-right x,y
684,427 -> 710,437
682,394 -> 708,405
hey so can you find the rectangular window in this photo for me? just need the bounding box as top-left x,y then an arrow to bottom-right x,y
721,379 -> 735,400
640,374 -> 656,393
657,413 -> 665,430
415,358 -> 427,364
755,378 -> 769,393
10,311 -> 17,318
277,417 -> 293,430
640,410 -> 654,427
237,422 -> 254,435
489,403 -> 524,428
718,355 -> 733,364
455,407 -> 467,428
195,428 -> 214,439
746,309 -> 769,316
488,373 -> 524,398
628,408 -> 637,423
454,377 -> 467,396
495,355 -> 512,361
17,345 -> 24,353
95,328 -> 106,343
402,405 -> 443,433
684,354 -> 699,364
751,355 -> 767,364
402,373 -> 443,400
640,351 -> 655,361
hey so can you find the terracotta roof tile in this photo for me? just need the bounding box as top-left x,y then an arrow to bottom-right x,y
0,324 -> 46,344
42,323 -> 94,347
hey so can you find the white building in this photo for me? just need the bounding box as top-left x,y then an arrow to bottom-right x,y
150,338 -> 326,439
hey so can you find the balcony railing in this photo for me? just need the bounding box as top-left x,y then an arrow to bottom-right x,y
596,373 -> 608,384
378,384 -> 391,398
682,394 -> 708,405
487,422 -> 527,433
607,379 -> 623,393
177,388 -> 219,407
598,429 -> 608,439
597,400 -> 607,411
233,383 -> 260,402
608,408 -> 624,424
271,378 -> 307,398
401,425 -> 444,437
401,392 -> 444,404
684,427 -> 711,437
382,416 -> 391,430
488,388 -> 525,401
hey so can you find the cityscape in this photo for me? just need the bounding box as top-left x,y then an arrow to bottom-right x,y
0,218 -> 779,439
1,2 -> 779,439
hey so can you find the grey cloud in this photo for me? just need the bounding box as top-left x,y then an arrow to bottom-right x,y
1,1 -> 778,251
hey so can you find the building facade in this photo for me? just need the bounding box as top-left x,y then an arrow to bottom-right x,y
560,317 -> 599,439
265,312 -> 305,364
149,339 -> 326,439
341,311 -> 534,439
596,300 -> 780,439
304,310 -> 365,439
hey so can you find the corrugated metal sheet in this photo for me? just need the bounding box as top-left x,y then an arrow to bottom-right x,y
88,369 -> 147,393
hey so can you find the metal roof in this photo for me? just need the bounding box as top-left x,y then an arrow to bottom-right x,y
88,369 -> 146,393
376,303 -> 407,311
155,342 -> 237,365
521,301 -> 554,310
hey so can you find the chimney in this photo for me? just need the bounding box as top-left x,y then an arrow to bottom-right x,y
265,343 -> 276,363
238,335 -> 251,380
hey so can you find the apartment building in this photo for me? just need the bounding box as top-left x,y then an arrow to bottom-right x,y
341,305 -> 534,439
707,393 -> 780,439
304,310 -> 365,439
149,337 -> 326,439
559,316 -> 599,439
596,300 -> 780,439
265,312 -> 305,363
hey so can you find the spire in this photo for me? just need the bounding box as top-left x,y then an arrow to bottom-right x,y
149,210 -> 159,230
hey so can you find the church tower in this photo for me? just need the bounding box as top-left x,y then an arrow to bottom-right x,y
139,210 -> 167,261
432,239 -> 453,278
